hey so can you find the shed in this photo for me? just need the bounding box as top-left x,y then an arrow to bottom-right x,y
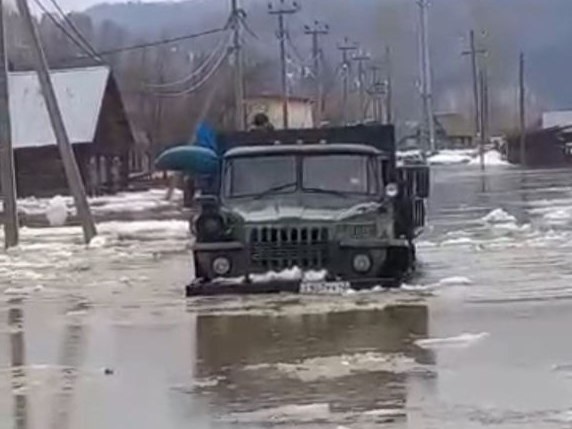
434,112 -> 474,148
8,66 -> 135,197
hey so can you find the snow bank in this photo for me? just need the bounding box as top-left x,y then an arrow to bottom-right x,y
427,149 -> 508,167
468,150 -> 509,166
428,150 -> 474,165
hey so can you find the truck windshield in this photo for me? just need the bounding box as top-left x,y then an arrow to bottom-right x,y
303,154 -> 377,195
226,155 -> 297,197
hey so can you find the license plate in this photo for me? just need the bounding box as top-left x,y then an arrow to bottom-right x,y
300,281 -> 351,295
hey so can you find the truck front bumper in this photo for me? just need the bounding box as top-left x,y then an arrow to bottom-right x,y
186,276 -> 401,297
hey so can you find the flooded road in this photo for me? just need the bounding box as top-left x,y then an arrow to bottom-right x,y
2,166 -> 572,428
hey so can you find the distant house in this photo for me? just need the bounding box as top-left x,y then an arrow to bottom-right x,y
434,113 -> 474,148
9,66 -> 135,197
245,95 -> 314,130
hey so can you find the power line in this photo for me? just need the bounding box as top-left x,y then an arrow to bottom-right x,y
144,30 -> 233,88
66,27 -> 228,61
268,0 -> 301,129
44,0 -> 102,61
150,48 -> 230,97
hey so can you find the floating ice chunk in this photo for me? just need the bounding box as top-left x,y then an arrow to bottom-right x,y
415,332 -> 489,349
482,208 -> 517,224
438,276 -> 473,286
45,195 -> 69,227
547,410 -> 572,423
441,237 -> 475,246
224,403 -> 331,424
401,283 -> 433,292
544,209 -> 571,223
88,235 -> 107,249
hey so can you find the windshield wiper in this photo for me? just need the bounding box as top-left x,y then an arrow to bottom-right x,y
253,182 -> 297,200
303,187 -> 350,198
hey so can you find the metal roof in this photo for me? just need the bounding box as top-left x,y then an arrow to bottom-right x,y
542,110 -> 572,129
225,143 -> 382,158
9,66 -> 110,149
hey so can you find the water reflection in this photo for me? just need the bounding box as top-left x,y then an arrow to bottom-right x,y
193,304 -> 432,422
9,300 -> 28,429
49,302 -> 87,429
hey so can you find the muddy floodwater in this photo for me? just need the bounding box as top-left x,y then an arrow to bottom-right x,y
2,166 -> 572,428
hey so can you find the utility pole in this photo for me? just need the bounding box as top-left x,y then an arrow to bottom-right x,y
304,20 -> 329,127
519,52 -> 526,166
352,50 -> 371,123
337,37 -> 358,125
231,0 -> 245,130
478,69 -> 486,170
417,0 -> 435,152
462,30 -> 487,153
16,0 -> 97,243
268,0 -> 300,129
0,0 -> 19,248
368,65 -> 387,123
385,45 -> 393,124
369,65 -> 381,122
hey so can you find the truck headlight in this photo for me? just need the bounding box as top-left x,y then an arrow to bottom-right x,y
212,256 -> 231,276
385,183 -> 399,198
352,253 -> 372,273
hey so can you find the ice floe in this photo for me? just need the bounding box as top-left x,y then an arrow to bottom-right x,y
415,332 -> 489,349
481,208 -> 517,224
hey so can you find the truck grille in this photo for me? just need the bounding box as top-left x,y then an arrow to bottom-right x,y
249,226 -> 329,271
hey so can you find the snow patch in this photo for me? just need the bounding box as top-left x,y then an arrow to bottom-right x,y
249,267 -> 328,283
468,150 -> 509,166
45,195 -> 69,226
428,150 -> 473,165
415,332 -> 489,349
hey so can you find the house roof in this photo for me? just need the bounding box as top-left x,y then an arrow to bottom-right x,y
9,66 -> 110,149
542,110 -> 572,129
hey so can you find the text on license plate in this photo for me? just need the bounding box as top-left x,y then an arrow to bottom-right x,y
300,281 -> 351,295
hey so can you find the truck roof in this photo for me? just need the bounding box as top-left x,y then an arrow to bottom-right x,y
225,143 -> 382,158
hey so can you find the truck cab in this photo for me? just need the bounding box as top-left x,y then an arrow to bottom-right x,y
188,125 -> 429,296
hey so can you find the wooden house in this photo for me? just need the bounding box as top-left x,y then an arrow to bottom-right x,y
9,66 -> 136,197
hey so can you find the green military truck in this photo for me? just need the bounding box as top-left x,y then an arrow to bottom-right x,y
187,124 -> 429,296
